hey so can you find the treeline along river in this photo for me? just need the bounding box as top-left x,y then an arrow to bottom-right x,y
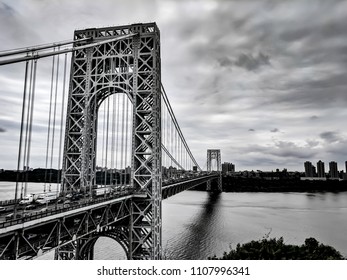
0,182 -> 346,259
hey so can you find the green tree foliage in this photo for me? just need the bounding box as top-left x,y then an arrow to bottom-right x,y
210,237 -> 345,260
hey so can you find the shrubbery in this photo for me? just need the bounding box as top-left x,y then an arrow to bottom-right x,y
210,237 -> 345,260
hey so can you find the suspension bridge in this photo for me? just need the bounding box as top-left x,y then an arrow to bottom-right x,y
0,22 -> 222,260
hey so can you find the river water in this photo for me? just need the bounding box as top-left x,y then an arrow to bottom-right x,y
1,182 -> 346,259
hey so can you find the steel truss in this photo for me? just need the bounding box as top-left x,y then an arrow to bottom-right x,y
62,23 -> 162,259
0,176 -> 214,260
0,197 -> 131,260
207,149 -> 222,191
162,175 -> 218,199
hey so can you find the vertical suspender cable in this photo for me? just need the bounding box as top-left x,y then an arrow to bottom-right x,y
49,53 -> 60,190
101,101 -> 106,187
176,129 -> 178,170
161,97 -> 165,170
57,53 -> 68,192
24,59 -> 38,194
115,94 -> 120,189
44,54 -> 56,191
14,60 -> 29,215
21,59 -> 34,198
124,95 -> 129,189
182,142 -> 184,170
110,55 -> 116,187
162,104 -> 164,168
110,93 -> 116,186
162,103 -> 166,169
22,59 -> 37,198
170,113 -> 173,170
120,94 -> 125,187
110,57 -> 117,188
168,110 -> 170,170
104,97 -> 110,187
167,108 -> 170,168
161,85 -> 201,171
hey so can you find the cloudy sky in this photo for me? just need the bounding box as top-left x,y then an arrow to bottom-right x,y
1,0 -> 347,172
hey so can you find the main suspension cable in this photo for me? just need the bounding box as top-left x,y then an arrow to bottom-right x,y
0,38 -> 90,57
0,34 -> 136,66
161,83 -> 201,171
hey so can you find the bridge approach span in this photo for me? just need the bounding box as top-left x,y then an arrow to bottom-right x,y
0,174 -> 218,259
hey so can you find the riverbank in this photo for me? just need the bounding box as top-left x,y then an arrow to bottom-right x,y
193,176 -> 347,192
2,170 -> 347,193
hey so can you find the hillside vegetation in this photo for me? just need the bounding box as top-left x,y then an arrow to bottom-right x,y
210,237 -> 345,260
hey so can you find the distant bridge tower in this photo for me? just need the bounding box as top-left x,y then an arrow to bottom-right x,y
206,149 -> 222,191
60,23 -> 162,259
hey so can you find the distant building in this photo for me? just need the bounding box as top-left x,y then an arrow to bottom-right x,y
168,166 -> 177,178
222,162 -> 235,174
125,166 -> 131,175
329,161 -> 339,179
317,160 -> 325,178
304,161 -> 313,177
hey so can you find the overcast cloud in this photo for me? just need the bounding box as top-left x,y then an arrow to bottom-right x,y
1,0 -> 347,172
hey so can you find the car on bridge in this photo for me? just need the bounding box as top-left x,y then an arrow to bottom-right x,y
0,206 -> 6,213
25,204 -> 37,210
38,208 -> 48,213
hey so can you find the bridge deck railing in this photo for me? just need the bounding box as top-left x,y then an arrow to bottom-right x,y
0,199 -> 20,207
0,175 -> 218,230
0,189 -> 134,229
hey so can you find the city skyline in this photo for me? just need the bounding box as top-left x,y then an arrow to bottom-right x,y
304,159 -> 347,178
1,0 -> 347,171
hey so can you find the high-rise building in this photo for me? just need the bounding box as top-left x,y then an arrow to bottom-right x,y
222,162 -> 235,174
317,160 -> 325,178
304,161 -> 313,177
329,161 -> 339,179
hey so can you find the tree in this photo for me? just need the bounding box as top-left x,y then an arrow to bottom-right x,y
210,237 -> 345,260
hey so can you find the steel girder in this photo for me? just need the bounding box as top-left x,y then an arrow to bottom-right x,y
0,174 -> 211,260
61,23 -> 162,259
207,149 -> 222,191
0,197 -> 132,260
162,175 -> 218,199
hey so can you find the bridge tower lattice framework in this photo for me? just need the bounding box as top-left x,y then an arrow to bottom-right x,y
206,149 -> 222,192
58,23 -> 162,260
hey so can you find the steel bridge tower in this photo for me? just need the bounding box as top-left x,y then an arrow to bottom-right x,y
60,23 -> 162,259
206,149 -> 222,192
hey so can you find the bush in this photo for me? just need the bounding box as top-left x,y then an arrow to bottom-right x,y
210,237 -> 345,260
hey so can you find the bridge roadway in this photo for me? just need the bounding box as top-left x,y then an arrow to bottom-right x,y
0,174 -> 217,259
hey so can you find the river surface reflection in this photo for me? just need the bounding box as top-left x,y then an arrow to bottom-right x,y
159,191 -> 347,259
1,182 -> 345,259
93,190 -> 347,259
